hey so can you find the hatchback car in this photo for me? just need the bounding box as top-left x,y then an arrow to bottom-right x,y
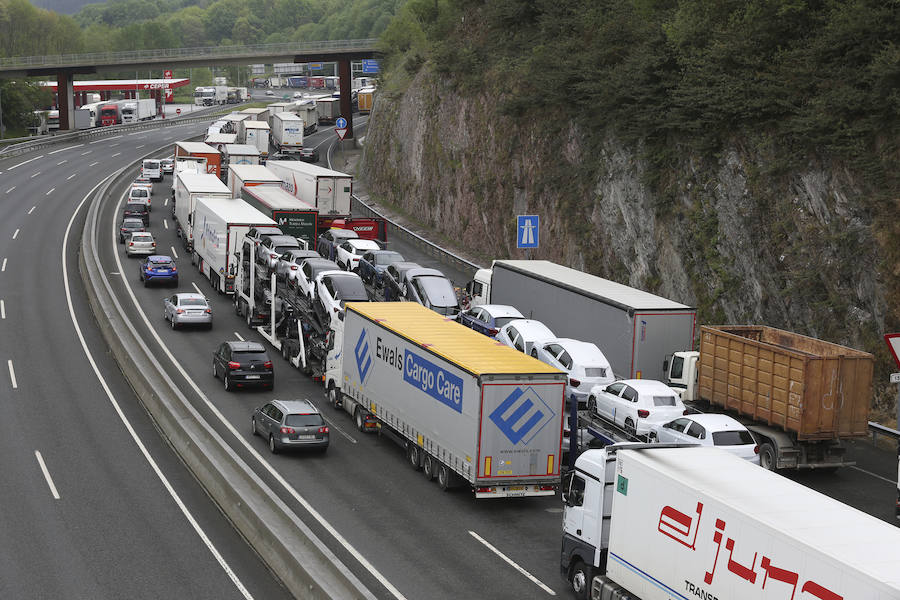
213,341 -> 274,391
382,261 -> 421,301
126,231 -> 156,257
314,271 -> 369,323
257,235 -> 301,273
252,399 -> 329,453
118,217 -> 146,244
128,185 -> 151,211
123,202 -> 149,226
276,248 -> 321,285
298,146 -> 319,163
532,338 -> 615,408
655,414 -> 760,464
401,268 -> 460,317
161,157 -> 175,175
356,250 -> 405,287
588,379 -> 687,438
163,293 -> 212,330
335,238 -> 381,272
458,304 -> 524,337
296,257 -> 340,300
265,90 -> 275,96
316,228 -> 359,262
139,255 -> 178,287
496,319 -> 556,355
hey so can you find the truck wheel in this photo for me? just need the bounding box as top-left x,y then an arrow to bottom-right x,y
327,384 -> 340,408
569,560 -> 592,600
355,408 -> 368,432
422,454 -> 436,481
437,464 -> 452,491
759,442 -> 777,471
407,443 -> 420,470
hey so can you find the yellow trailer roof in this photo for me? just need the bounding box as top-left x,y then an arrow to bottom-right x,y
346,302 -> 564,378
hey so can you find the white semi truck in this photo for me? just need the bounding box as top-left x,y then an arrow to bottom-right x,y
265,160 -> 352,218
270,112 -> 304,153
561,443 -> 900,599
173,172 -> 233,253
121,99 -> 157,123
330,302 -> 567,498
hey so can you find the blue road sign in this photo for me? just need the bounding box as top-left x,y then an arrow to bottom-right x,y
517,215 -> 539,249
362,59 -> 380,74
309,63 -> 323,70
335,117 -> 348,129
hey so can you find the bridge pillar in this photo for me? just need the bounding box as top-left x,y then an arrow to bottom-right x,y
57,71 -> 75,131
338,59 -> 354,140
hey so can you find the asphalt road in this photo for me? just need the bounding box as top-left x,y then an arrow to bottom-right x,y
0,124 -> 292,599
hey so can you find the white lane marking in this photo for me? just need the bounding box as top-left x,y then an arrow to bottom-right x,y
57,160 -> 68,165
46,187 -> 55,196
163,219 -> 168,230
850,465 -> 896,485
191,282 -> 202,294
7,155 -> 43,169
1,258 -> 6,271
12,229 -> 19,240
468,531 -> 555,595
81,150 -> 92,156
136,145 -> 145,149
47,144 -> 82,155
30,172 -> 41,178
164,198 -> 168,207
111,152 -> 121,157
320,416 -> 357,444
111,201 -> 397,600
6,186 -> 15,193
7,360 -> 17,389
89,161 -> 99,167
65,177 -> 255,599
67,173 -> 77,180
127,131 -> 145,136
28,206 -> 36,214
171,247 -> 179,260
110,143 -> 119,147
233,332 -> 245,341
35,451 -> 61,500
0,300 -> 5,319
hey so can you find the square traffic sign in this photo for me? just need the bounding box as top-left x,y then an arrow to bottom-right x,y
516,215 -> 539,249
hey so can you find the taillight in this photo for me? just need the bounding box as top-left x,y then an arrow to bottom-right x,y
488,328 -> 499,336
205,308 -> 212,314
683,409 -> 690,415
175,309 -> 184,314
227,361 -> 240,369
280,426 -> 295,434
754,445 -> 760,454
129,242 -> 134,246
318,426 -> 329,434
171,267 -> 177,272
637,409 -> 650,418
270,252 -> 278,259
476,487 -> 493,494
569,378 -> 581,388
539,485 -> 555,491
151,242 -> 156,247
291,265 -> 298,270
263,361 -> 273,369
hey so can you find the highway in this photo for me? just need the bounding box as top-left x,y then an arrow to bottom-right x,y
2,109 -> 896,599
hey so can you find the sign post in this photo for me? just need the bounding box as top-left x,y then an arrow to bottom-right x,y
885,333 -> 900,432
335,116 -> 348,164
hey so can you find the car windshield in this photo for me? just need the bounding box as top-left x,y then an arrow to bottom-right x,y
131,188 -> 148,197
712,430 -> 755,446
332,277 -> 368,301
493,316 -> 519,328
375,252 -> 402,265
416,276 -> 457,307
284,413 -> 324,427
180,298 -> 206,306
233,351 -> 268,362
275,245 -> 297,254
123,220 -> 142,227
132,234 -> 152,240
652,395 -> 678,407
584,367 -> 608,378
144,161 -> 160,169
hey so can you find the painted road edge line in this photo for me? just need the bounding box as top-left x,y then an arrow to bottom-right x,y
468,531 -> 556,595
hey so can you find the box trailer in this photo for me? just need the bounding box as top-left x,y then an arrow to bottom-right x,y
240,185 -> 317,247
665,325 -> 874,470
265,160 -> 352,217
266,102 -> 293,121
174,172 -> 232,252
223,144 -> 260,167
121,98 -> 157,123
227,164 -> 282,197
561,444 -> 900,599
192,197 -> 276,294
315,97 -> 341,124
204,133 -> 237,149
243,121 -> 270,159
467,260 -> 696,381
220,113 -> 250,134
174,141 -> 222,178
270,112 -> 304,153
337,302 -> 567,498
290,102 -> 318,135
357,86 -> 375,114
239,108 -> 268,127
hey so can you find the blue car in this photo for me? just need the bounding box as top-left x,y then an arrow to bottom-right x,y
139,255 -> 178,287
458,304 -> 525,337
357,250 -> 405,287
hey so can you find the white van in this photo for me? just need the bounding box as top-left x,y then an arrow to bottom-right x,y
142,159 -> 162,182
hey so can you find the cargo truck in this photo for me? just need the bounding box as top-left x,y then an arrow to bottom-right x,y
333,302 -> 567,498
291,102 -> 318,135
266,102 -> 293,120
174,172 -> 233,253
357,86 -> 375,114
239,108 -> 269,128
315,97 -> 341,124
561,444 -> 900,600
174,141 -> 221,178
220,112 -> 250,134
192,197 -> 276,294
223,144 -> 260,167
466,260 -> 696,381
265,160 -> 352,219
270,112 -> 304,153
242,121 -> 270,159
99,102 -> 123,126
227,164 -> 282,197
664,325 -> 874,471
240,185 -> 317,248
121,98 -> 157,123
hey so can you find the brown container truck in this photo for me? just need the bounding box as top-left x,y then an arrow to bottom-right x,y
664,325 -> 873,471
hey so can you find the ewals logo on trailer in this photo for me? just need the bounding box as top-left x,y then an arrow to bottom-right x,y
403,351 -> 463,413
354,329 -> 373,384
489,387 -> 555,445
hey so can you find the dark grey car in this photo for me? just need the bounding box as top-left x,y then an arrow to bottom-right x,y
212,341 -> 274,391
118,217 -> 146,243
382,261 -> 421,301
252,399 -> 329,453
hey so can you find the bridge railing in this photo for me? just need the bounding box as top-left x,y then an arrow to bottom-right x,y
0,39 -> 378,69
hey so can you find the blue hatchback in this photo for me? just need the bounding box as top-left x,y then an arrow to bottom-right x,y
357,250 -> 405,287
139,255 -> 178,287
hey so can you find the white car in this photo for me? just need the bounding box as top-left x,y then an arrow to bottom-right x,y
313,270 -> 369,324
588,379 -> 687,438
141,159 -> 162,182
296,257 -> 340,299
125,231 -> 156,257
275,248 -> 320,285
532,338 -> 614,409
335,238 -> 381,271
163,292 -> 212,330
256,235 -> 301,273
496,319 -> 555,356
128,185 -> 151,211
655,414 -> 760,465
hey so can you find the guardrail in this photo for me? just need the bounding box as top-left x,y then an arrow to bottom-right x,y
0,39 -> 377,69
869,421 -> 900,445
79,150 -> 374,599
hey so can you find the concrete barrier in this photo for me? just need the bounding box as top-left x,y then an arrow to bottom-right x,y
79,160 -> 374,599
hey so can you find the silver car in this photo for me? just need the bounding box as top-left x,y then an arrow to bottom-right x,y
163,293 -> 212,330
252,399 -> 329,453
126,231 -> 156,257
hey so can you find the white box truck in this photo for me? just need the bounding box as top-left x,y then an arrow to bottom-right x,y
174,172 -> 232,252
227,164 -> 282,197
466,260 -> 696,380
265,160 -> 352,217
561,444 -> 900,600
293,102 -> 318,135
239,108 -> 269,128
270,112 -> 304,153
192,197 -> 276,294
223,144 -> 260,167
121,98 -> 157,123
240,120 -> 270,158
335,302 -> 567,498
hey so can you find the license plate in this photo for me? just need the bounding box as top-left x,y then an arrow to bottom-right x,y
157,269 -> 168,273
508,486 -> 525,491
245,374 -> 260,380
297,434 -> 315,440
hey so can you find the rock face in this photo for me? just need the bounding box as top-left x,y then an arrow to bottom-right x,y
362,70 -> 889,357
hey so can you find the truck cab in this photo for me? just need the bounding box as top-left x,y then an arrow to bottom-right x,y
662,350 -> 699,402
463,267 -> 492,308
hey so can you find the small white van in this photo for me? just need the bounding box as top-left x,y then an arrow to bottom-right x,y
142,159 -> 162,182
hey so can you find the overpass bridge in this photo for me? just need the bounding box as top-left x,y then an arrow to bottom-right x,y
0,39 -> 378,135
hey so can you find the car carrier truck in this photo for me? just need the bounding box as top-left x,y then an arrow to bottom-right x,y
331,302 -> 567,498
561,443 -> 900,600
664,325 -> 874,471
